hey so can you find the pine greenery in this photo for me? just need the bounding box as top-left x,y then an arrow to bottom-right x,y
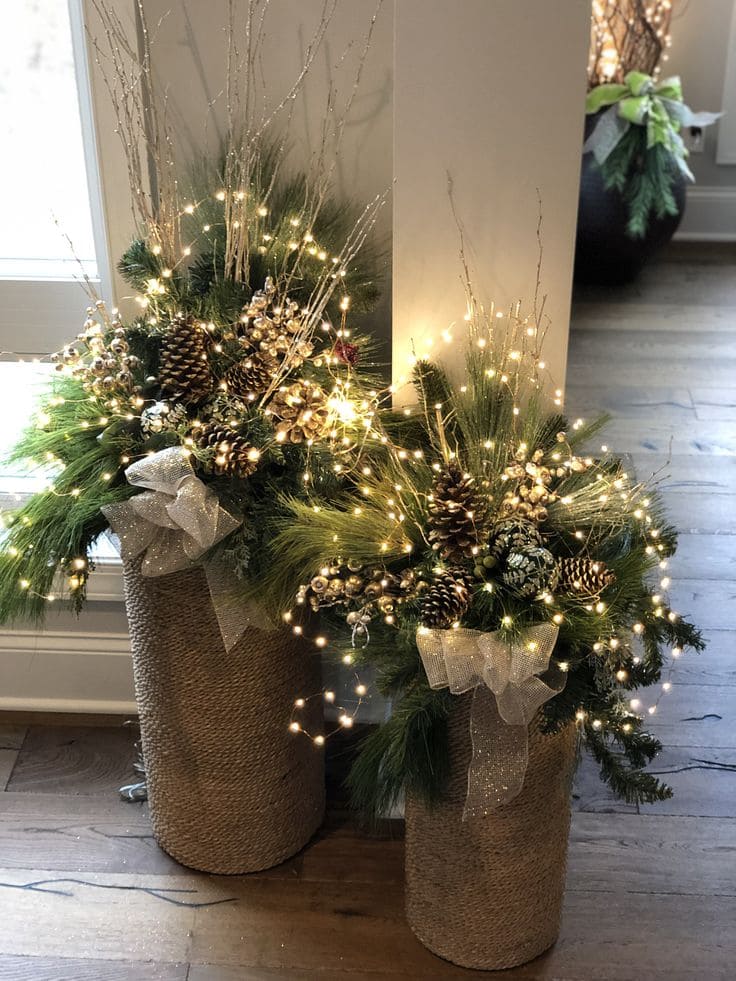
271,340 -> 704,822
0,151 -> 385,628
596,125 -> 681,238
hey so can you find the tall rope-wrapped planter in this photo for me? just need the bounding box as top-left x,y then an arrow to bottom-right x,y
123,559 -> 325,874
405,694 -> 577,971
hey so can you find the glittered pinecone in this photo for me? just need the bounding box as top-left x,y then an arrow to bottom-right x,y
487,517 -> 544,561
427,462 -> 489,564
557,557 -> 615,597
140,401 -> 188,437
270,380 -> 329,444
420,568 -> 473,629
196,423 -> 259,479
239,283 -> 313,366
222,354 -> 275,400
501,546 -> 558,599
159,317 -> 212,404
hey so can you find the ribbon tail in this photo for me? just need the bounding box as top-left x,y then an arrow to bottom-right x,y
203,555 -> 278,653
583,104 -> 629,164
463,686 -> 528,820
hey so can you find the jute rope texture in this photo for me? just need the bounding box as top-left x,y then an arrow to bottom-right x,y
124,559 -> 325,874
405,693 -> 576,970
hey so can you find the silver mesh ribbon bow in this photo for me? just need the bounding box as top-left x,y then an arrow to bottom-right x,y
416,623 -> 565,819
102,447 -> 261,651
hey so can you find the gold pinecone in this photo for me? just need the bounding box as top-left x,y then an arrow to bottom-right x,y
270,380 -> 329,444
196,423 -> 259,479
427,461 -> 489,564
557,557 -> 615,597
159,317 -> 212,404
239,284 -> 313,366
420,568 -> 473,629
221,354 -> 275,400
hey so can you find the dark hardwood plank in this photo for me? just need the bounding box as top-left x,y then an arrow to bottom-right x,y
0,954 -> 187,980
572,418 -> 736,456
574,745 -> 736,817
0,751 -> 18,792
623,455 -> 736,495
518,892 -> 736,981
299,826 -> 404,885
6,726 -> 136,796
0,868 -> 199,964
0,792 -> 182,875
0,725 -> 27,751
570,301 -> 736,331
691,387 -> 736,422
670,630 -> 736,686
569,329 -> 736,363
646,684 -> 736,747
565,359 -> 733,388
653,492 -> 736,535
573,251 -> 736,305
665,534 -> 736,582
667,579 -> 736,631
566,383 -> 697,420
187,968 -> 428,981
567,812 -> 736,897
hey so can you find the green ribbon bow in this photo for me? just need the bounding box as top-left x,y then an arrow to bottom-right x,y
584,71 -> 721,180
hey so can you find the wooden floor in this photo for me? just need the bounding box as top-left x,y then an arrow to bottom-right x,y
0,243 -> 734,979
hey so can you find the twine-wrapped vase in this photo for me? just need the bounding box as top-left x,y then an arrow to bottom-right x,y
124,559 -> 325,874
405,694 -> 577,971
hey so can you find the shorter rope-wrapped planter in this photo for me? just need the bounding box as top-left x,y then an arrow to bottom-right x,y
124,559 -> 325,874
405,695 -> 577,971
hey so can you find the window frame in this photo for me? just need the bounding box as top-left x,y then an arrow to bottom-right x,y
0,0 -> 136,357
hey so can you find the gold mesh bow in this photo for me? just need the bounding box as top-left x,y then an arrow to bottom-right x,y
416,623 -> 565,818
103,447 -> 268,650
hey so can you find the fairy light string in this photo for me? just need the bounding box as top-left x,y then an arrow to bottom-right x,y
279,272 -> 700,768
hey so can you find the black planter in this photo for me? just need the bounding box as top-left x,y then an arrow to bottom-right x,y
574,115 -> 687,286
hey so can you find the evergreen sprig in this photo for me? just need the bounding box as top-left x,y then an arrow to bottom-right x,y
596,126 -> 680,238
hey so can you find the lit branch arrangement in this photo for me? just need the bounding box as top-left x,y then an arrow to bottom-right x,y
578,0 -> 720,287
0,0 -> 389,875
0,0 -> 388,621
273,268 -> 704,969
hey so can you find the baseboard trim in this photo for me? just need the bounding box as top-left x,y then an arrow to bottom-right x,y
0,696 -> 138,714
0,628 -> 130,656
0,627 -> 135,714
674,186 -> 736,242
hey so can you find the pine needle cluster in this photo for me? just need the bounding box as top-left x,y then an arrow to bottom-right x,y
0,147 -> 386,627
596,126 -> 681,238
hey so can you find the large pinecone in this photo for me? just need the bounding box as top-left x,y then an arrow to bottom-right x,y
427,462 -> 489,563
270,380 -> 329,444
159,317 -> 212,404
501,546 -> 558,599
420,567 -> 474,628
222,354 -> 275,400
196,423 -> 259,479
557,557 -> 615,597
487,517 -> 544,564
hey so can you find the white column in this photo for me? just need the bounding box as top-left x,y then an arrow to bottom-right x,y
393,0 -> 590,394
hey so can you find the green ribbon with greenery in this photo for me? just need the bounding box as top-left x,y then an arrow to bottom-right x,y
585,71 -> 721,181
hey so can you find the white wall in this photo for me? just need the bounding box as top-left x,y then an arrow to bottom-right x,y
669,0 -> 736,239
393,0 -> 590,393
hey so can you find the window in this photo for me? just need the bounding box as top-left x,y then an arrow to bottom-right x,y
0,0 -> 112,357
0,1 -> 97,279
